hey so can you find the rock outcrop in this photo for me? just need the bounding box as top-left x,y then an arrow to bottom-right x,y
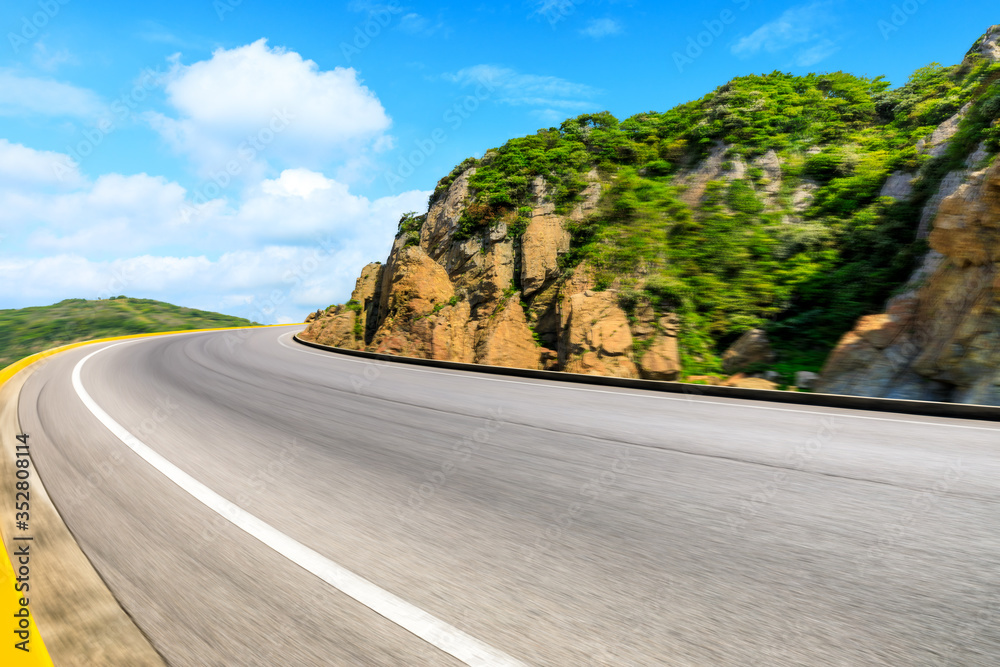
476,296 -> 541,370
721,329 -> 775,374
928,160 -> 1000,265
300,166 -> 680,378
916,103 -> 970,158
880,171 -> 914,201
817,159 -> 1000,403
721,374 -> 778,390
795,371 -> 819,390
521,209 -> 570,298
640,334 -> 681,381
421,168 -> 475,262
368,244 -> 474,362
969,24 -> 1000,62
677,142 -> 724,206
560,290 -> 638,378
306,306 -> 362,350
351,262 -> 382,341
753,149 -> 784,205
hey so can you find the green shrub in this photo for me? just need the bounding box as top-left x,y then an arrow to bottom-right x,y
397,212 -> 425,235
727,180 -> 764,214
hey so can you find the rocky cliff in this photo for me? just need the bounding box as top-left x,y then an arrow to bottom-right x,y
814,26 -> 1000,403
817,157 -> 1000,402
303,170 -> 683,377
303,26 -> 1000,397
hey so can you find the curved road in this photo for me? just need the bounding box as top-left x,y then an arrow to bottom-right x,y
17,326 -> 1000,665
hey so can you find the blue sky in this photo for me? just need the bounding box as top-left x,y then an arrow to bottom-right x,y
0,0 -> 995,322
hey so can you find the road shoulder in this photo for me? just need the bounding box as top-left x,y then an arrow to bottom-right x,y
1,366 -> 166,666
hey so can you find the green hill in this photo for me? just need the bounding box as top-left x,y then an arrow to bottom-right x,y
0,297 -> 258,368
306,26 -> 1000,389
433,45 -> 1000,375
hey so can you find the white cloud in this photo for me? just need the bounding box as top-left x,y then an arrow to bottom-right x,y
0,250 -> 313,321
134,21 -> 205,49
731,2 -> 842,68
399,13 -> 429,32
148,39 -> 392,174
0,35 -> 438,323
1,161 -> 427,256
398,12 -> 449,36
0,142 -> 428,321
732,3 -> 828,56
531,108 -> 569,125
0,40 -> 426,322
346,0 -> 398,13
0,139 -> 84,189
14,173 -> 188,255
222,169 -> 427,246
31,43 -> 79,72
261,168 -> 334,198
443,65 -> 598,112
795,38 -> 840,66
580,18 -> 622,39
373,135 -> 396,153
0,243 -> 395,323
0,69 -> 104,118
346,0 -> 448,36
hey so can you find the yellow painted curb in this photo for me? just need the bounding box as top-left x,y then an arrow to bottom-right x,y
0,528 -> 49,665
0,323 -> 297,665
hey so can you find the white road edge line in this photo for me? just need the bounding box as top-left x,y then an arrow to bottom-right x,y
278,333 -> 1000,433
72,341 -> 527,667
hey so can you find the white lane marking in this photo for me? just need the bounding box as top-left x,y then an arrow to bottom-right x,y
278,333 -> 1000,433
72,342 -> 527,667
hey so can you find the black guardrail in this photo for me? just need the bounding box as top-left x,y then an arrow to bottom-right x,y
293,334 -> 1000,422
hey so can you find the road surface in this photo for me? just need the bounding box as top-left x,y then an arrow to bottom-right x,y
17,325 -> 1000,665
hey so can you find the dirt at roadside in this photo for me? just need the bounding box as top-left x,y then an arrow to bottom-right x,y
0,368 -> 166,667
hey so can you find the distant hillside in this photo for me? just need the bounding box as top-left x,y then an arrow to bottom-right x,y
0,297 -> 258,368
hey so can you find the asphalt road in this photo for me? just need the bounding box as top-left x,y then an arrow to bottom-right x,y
17,325 -> 1000,666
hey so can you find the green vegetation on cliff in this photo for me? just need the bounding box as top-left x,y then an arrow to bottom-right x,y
0,298 -> 257,368
429,51 -> 1000,376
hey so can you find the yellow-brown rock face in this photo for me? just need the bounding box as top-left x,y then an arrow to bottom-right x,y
721,329 -> 776,374
817,160 -> 1000,403
305,169 -> 679,383
640,334 -> 681,381
560,290 -> 638,377
475,296 -> 541,369
928,161 -> 1000,266
368,245 -> 473,362
521,213 -> 570,298
299,307 -> 362,350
